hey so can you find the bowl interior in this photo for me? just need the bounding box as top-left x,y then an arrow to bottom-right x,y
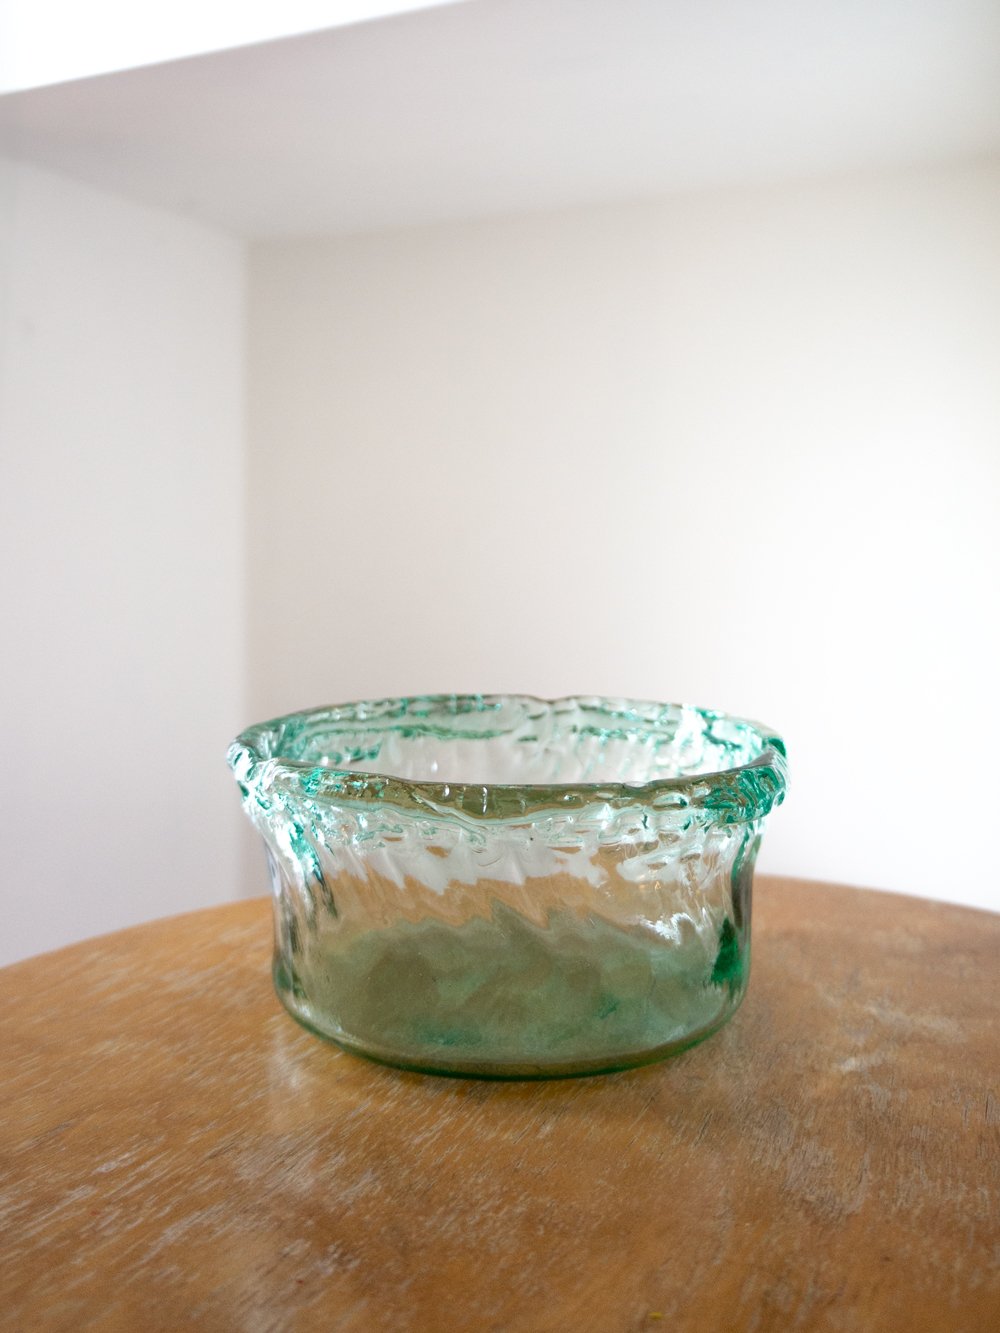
255,695 -> 775,787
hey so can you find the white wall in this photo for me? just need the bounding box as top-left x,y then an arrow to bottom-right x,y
0,156 -> 247,964
247,158 -> 1000,912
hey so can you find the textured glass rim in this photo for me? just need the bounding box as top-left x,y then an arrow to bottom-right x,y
229,694 -> 788,824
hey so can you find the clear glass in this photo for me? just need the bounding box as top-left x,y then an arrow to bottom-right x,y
228,695 -> 787,1078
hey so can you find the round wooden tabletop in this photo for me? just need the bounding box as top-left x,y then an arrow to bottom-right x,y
2,877 -> 998,1332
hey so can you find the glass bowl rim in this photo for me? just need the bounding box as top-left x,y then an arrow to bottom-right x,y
228,693 -> 788,823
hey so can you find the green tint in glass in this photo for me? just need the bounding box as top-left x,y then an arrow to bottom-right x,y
229,695 -> 787,1078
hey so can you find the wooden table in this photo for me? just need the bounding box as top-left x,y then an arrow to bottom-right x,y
2,877 -> 998,1331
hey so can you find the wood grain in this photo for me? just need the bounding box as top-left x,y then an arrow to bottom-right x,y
1,877 -> 997,1332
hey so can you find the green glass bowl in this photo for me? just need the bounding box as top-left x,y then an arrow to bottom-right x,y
228,695 -> 787,1079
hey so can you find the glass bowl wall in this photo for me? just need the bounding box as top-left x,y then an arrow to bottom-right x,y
228,695 -> 787,1078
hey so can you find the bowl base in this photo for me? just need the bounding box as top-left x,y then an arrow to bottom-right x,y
274,963 -> 743,1080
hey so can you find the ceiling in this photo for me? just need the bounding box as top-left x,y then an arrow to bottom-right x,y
1,0 -> 998,238
0,0 -> 462,93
